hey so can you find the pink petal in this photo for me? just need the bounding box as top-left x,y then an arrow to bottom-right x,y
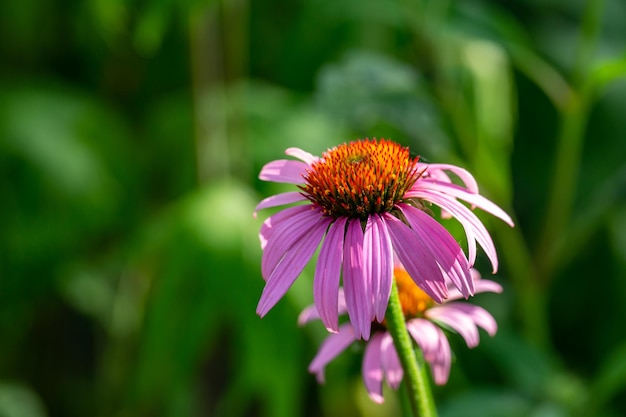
466,229 -> 477,267
426,305 -> 481,347
473,279 -> 503,295
259,205 -> 313,251
382,214 -> 448,303
447,278 -> 502,301
309,324 -> 356,383
438,303 -> 499,336
257,217 -> 332,317
314,217 -> 347,332
262,207 -> 325,279
410,189 -> 500,273
285,147 -> 319,165
364,215 -> 393,321
420,163 -> 479,194
406,319 -> 452,385
259,159 -> 309,184
343,219 -> 371,340
298,305 -> 319,326
254,191 -> 307,216
398,204 -> 474,298
380,333 -> 403,389
298,288 -> 349,326
362,333 -> 385,404
412,179 -> 514,226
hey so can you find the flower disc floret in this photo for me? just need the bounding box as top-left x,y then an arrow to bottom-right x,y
302,139 -> 421,220
394,266 -> 434,319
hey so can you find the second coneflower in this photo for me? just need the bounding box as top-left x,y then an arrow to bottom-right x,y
255,139 -> 512,340
299,265 -> 503,403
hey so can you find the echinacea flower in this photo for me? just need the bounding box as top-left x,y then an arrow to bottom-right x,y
299,264 -> 502,404
255,139 -> 512,340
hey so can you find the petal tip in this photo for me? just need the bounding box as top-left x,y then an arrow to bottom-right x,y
368,393 -> 385,404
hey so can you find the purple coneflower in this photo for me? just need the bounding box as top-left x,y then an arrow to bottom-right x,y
255,139 -> 512,340
299,265 -> 502,404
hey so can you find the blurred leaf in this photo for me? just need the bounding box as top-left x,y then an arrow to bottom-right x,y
133,0 -> 220,55
609,202 -> 626,264
0,383 -> 47,417
591,53 -> 626,93
481,331 -> 554,396
439,389 -> 532,417
229,82 -> 345,176
316,50 -> 451,159
133,2 -> 171,56
0,83 -> 132,269
453,1 -> 572,109
458,38 -> 515,202
118,180 -> 308,417
555,166 -> 626,271
142,90 -> 196,200
58,265 -> 116,327
310,0 -> 409,28
87,0 -> 128,43
588,341 -> 626,413
0,87 -> 113,199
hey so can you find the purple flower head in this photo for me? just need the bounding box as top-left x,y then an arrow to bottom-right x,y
255,139 -> 512,340
299,265 -> 503,404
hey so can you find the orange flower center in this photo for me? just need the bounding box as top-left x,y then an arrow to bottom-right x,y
301,139 -> 421,219
394,266 -> 434,318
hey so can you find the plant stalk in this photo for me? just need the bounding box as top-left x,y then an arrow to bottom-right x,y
386,280 -> 438,417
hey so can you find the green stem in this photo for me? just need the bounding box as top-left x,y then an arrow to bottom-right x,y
386,280 -> 438,417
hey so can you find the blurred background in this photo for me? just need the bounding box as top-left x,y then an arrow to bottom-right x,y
1,0 -> 625,416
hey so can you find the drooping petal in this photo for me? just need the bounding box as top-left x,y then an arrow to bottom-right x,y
380,333 -> 403,389
364,215 -> 393,321
254,191 -> 307,216
406,318 -> 452,385
257,217 -> 332,317
309,324 -> 356,383
262,207 -> 325,279
409,189 -> 500,272
426,305 -> 481,348
437,303 -> 499,337
412,179 -> 514,226
343,219 -> 371,340
259,205 -> 314,251
259,159 -> 309,184
314,217 -> 347,332
419,163 -> 479,194
362,333 -> 385,404
473,279 -> 503,295
298,305 -> 319,326
447,277 -> 503,301
285,147 -> 319,165
383,213 -> 447,303
298,288 -> 349,326
466,229 -> 477,267
398,204 -> 474,298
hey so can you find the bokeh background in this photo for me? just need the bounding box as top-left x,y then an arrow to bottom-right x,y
1,0 -> 626,416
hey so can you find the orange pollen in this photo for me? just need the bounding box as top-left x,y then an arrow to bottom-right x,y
394,266 -> 434,318
301,139 -> 421,219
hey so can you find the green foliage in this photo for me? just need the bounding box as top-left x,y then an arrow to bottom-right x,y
1,0 -> 625,416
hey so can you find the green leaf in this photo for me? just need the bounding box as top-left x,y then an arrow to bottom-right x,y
440,389 -> 531,417
316,50 -> 452,160
588,337 -> 626,412
116,180 -> 309,417
0,382 -> 48,417
457,38 -> 515,202
591,54 -> 626,93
